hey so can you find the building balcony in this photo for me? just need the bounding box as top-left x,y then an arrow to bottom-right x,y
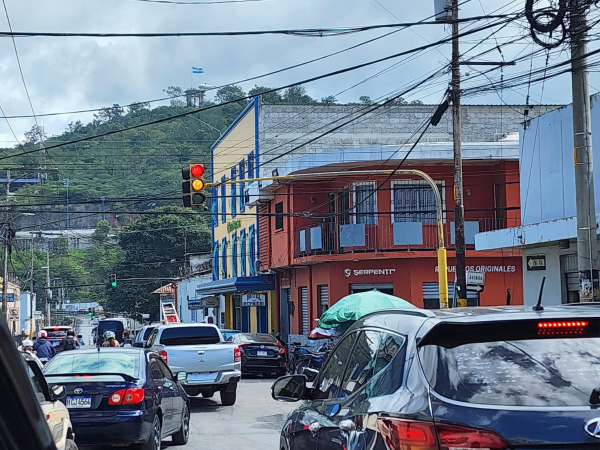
294,216 -> 516,258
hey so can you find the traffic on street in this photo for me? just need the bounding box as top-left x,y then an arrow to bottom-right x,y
3,0 -> 600,449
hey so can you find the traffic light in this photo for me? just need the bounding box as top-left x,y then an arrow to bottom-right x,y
88,307 -> 92,316
110,273 -> 117,288
182,164 -> 206,207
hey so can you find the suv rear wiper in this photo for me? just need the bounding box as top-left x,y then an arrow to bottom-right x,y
590,388 -> 600,405
45,373 -> 138,382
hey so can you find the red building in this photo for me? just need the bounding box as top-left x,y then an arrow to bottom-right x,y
248,145 -> 523,338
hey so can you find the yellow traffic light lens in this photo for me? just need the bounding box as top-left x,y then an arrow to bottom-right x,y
191,179 -> 204,191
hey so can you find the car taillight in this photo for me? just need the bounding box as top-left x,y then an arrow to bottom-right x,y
159,350 -> 168,364
276,344 -> 286,354
377,418 -> 507,450
108,388 -> 145,405
234,346 -> 241,362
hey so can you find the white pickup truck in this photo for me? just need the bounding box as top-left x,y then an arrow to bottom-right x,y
146,323 -> 241,405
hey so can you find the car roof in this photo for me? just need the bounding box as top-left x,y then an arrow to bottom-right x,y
355,304 -> 600,330
59,347 -> 150,356
157,323 -> 219,329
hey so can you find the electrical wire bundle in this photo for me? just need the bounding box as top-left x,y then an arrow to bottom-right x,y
525,0 -> 598,48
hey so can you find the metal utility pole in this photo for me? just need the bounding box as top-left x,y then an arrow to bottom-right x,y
451,0 -> 467,306
63,178 -> 70,230
570,0 -> 598,301
29,238 -> 34,338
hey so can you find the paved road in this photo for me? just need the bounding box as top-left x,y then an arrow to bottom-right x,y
75,316 -> 95,347
167,378 -> 294,450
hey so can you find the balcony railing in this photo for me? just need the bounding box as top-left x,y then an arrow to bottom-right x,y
294,218 -> 511,257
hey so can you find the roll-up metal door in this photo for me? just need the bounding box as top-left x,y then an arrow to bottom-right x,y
300,287 -> 309,335
423,282 -> 479,309
318,285 -> 329,316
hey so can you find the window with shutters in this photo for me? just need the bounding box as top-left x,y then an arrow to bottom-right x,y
239,160 -> 246,212
220,176 -> 226,223
247,152 -> 255,179
392,180 -> 444,224
231,232 -> 238,278
318,285 -> 329,316
275,202 -> 284,230
353,182 -> 377,224
240,229 -> 247,277
230,167 -> 237,217
299,287 -> 308,335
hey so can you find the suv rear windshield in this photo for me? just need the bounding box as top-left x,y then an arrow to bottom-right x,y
98,320 -> 124,331
420,337 -> 600,407
160,326 -> 220,346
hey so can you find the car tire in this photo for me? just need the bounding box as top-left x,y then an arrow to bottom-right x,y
201,391 -> 214,398
220,388 -> 236,406
65,439 -> 78,450
140,414 -> 162,450
171,403 -> 190,445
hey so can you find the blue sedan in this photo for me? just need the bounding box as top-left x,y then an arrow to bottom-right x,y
43,348 -> 190,449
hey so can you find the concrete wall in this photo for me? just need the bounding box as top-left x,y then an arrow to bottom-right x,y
521,246 -> 570,307
257,104 -> 558,176
520,94 -> 600,226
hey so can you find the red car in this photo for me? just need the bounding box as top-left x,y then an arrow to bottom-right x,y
42,326 -> 80,352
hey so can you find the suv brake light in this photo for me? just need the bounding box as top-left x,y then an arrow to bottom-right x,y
159,349 -> 168,364
377,418 -> 507,450
276,343 -> 286,354
234,346 -> 241,362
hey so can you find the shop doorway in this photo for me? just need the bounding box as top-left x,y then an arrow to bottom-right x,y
350,283 -> 394,295
422,282 -> 479,309
232,295 -> 242,330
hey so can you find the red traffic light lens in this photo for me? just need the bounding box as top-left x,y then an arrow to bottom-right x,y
191,164 -> 204,177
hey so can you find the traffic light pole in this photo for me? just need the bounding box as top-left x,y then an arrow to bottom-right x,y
208,169 -> 450,309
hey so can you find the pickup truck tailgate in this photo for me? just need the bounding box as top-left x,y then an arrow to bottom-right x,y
165,343 -> 237,375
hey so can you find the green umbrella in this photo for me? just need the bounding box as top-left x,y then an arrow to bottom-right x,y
317,289 -> 416,329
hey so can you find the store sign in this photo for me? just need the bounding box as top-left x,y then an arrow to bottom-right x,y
188,299 -> 201,310
526,255 -> 546,271
242,293 -> 266,307
0,294 -> 16,303
344,268 -> 396,278
8,307 -> 18,321
227,220 -> 242,233
202,296 -> 220,308
435,265 -> 516,273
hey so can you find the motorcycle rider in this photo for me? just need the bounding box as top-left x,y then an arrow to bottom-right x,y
101,331 -> 120,347
33,330 -> 56,364
60,330 -> 78,351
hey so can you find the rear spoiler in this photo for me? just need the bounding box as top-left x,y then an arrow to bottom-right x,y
418,317 -> 600,349
45,373 -> 138,382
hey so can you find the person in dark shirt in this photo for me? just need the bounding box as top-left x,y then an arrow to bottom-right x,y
33,330 -> 56,362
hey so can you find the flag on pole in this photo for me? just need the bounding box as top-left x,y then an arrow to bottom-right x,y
192,67 -> 204,74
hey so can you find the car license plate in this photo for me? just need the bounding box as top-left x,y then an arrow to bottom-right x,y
257,351 -> 268,356
188,373 -> 216,383
67,396 -> 92,408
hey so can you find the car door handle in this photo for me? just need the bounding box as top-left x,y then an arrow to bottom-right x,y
339,419 -> 356,432
308,422 -> 320,433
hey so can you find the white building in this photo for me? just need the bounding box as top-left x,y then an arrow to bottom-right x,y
476,96 -> 600,306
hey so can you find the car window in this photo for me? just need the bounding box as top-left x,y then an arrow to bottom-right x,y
149,360 -> 163,381
239,334 -> 278,344
374,333 -> 406,373
142,327 -> 155,341
98,320 -> 124,331
420,336 -> 600,407
146,328 -> 159,347
340,331 -> 381,396
158,359 -> 173,379
159,326 -> 221,346
44,352 -> 139,381
313,332 -> 358,400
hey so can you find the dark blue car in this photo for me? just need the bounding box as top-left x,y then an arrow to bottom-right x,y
43,347 -> 190,449
272,305 -> 600,450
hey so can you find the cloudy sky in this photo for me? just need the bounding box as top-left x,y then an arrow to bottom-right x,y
0,0 -> 596,143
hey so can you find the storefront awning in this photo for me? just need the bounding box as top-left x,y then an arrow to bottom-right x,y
195,276 -> 274,296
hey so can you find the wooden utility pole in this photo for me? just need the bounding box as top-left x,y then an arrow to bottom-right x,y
451,0 -> 467,306
1,168 -> 10,318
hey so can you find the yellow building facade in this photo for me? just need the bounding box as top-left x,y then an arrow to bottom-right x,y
196,98 -> 277,334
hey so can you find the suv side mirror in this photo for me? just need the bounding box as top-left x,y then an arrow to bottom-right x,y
50,385 -> 66,402
271,375 -> 306,402
176,372 -> 187,382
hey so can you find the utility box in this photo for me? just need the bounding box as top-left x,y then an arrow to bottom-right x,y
434,0 -> 452,21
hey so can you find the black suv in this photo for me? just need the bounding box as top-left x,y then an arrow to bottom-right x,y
272,305 -> 600,450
